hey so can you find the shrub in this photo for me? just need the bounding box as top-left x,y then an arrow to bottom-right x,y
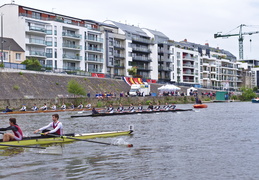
13,85 -> 20,90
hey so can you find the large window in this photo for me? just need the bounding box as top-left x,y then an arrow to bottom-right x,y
16,53 -> 21,61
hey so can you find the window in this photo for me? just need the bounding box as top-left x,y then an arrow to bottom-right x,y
32,12 -> 41,19
16,53 -> 21,61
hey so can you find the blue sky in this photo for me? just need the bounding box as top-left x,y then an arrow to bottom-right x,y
2,0 -> 259,60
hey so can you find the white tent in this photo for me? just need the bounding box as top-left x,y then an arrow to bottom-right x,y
158,84 -> 181,92
187,87 -> 197,96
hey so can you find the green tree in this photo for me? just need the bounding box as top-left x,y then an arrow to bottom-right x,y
127,66 -> 137,76
67,80 -> 86,97
239,86 -> 256,101
21,58 -> 42,71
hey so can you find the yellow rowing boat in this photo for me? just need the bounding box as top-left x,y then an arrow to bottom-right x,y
0,129 -> 133,148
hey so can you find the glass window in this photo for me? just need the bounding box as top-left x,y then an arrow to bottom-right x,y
16,53 -> 21,61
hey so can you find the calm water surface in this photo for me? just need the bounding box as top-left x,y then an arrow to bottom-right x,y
0,102 -> 258,180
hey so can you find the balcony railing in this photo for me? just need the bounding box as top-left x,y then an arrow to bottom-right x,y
63,54 -> 82,60
132,56 -> 152,62
85,36 -> 103,43
86,46 -> 103,52
85,57 -> 104,62
62,32 -> 81,39
88,68 -> 102,73
63,43 -> 81,50
28,26 -> 46,33
28,51 -> 46,57
28,38 -> 46,46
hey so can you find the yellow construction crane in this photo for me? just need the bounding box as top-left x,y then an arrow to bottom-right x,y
214,24 -> 259,59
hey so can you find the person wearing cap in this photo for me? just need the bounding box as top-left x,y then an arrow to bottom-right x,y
0,118 -> 23,142
20,104 -> 26,111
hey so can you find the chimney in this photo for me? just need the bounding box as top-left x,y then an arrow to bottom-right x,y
184,39 -> 187,42
205,43 -> 209,46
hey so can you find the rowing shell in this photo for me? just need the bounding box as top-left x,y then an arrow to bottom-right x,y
71,108 -> 193,118
0,130 -> 133,148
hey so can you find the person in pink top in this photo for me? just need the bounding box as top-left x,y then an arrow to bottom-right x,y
34,114 -> 63,135
0,118 -> 23,142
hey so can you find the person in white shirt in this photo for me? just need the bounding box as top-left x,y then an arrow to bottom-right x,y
34,114 -> 63,135
20,105 -> 26,111
51,104 -> 57,110
60,103 -> 66,110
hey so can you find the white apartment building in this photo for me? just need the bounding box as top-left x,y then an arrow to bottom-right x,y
0,3 -> 105,73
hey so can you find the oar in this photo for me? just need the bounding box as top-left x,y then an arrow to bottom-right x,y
44,134 -> 133,147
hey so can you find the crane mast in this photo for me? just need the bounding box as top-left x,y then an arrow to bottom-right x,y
214,24 -> 259,59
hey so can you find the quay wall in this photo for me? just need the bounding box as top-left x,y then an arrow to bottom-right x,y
0,70 -> 212,109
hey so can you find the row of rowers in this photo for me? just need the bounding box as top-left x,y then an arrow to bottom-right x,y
101,103 -> 176,114
17,103 -> 92,112
0,114 -> 63,142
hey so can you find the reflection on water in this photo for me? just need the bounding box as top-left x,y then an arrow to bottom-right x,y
0,102 -> 259,179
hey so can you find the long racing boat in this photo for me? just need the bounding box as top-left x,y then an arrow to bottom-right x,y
0,129 -> 133,149
71,108 -> 193,118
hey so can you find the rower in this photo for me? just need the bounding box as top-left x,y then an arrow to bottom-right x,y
60,103 -> 66,110
107,104 -> 114,113
3,106 -> 13,113
0,118 -> 23,142
154,103 -> 160,111
77,102 -> 83,109
92,107 -> 99,114
40,103 -> 48,110
169,103 -> 176,110
163,103 -> 169,110
51,104 -> 57,110
20,104 -> 26,111
31,104 -> 38,111
127,104 -> 135,112
34,114 -> 63,135
117,104 -> 124,112
70,103 -> 75,109
137,103 -> 143,112
147,102 -> 153,111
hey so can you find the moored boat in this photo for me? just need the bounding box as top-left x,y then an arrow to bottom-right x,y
71,108 -> 193,118
252,98 -> 259,103
0,130 -> 133,148
193,104 -> 208,108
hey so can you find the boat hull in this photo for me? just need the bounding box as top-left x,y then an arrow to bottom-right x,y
193,104 -> 208,108
71,109 -> 193,118
0,130 -> 133,148
252,99 -> 259,103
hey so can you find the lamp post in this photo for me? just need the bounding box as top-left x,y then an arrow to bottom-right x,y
1,13 -> 3,65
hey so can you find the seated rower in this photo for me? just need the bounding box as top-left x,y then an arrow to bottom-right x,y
34,114 -> 63,135
77,103 -> 83,109
169,103 -> 176,110
92,107 -> 99,114
147,102 -> 153,111
163,103 -> 169,110
117,104 -> 124,112
137,103 -> 143,112
20,104 -> 26,111
85,103 -> 92,109
70,103 -> 75,109
3,106 -> 13,113
107,104 -> 114,113
51,104 -> 57,110
154,103 -> 160,111
127,104 -> 135,112
40,103 -> 48,111
60,103 -> 66,110
31,104 -> 38,111
0,118 -> 23,142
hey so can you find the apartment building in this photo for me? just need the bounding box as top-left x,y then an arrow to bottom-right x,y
0,3 -> 106,73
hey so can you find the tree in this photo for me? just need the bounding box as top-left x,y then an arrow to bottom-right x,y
239,86 -> 256,101
127,66 -> 137,76
67,80 -> 86,97
21,58 -> 42,71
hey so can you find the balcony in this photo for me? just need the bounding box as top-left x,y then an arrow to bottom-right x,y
63,43 -> 81,50
88,68 -> 102,73
114,64 -> 125,68
183,56 -> 195,61
132,46 -> 151,53
114,44 -> 125,50
85,36 -> 103,43
27,51 -> 46,58
114,53 -> 125,59
63,54 -> 82,61
132,56 -> 152,62
183,71 -> 194,75
27,38 -> 46,46
63,66 -> 81,71
182,63 -> 194,68
132,36 -> 154,44
26,26 -> 46,34
62,32 -> 81,39
85,57 -> 103,63
86,46 -> 103,53
137,66 -> 152,71
158,67 -> 172,71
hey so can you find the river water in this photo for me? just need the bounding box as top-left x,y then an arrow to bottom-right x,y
0,102 -> 258,180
